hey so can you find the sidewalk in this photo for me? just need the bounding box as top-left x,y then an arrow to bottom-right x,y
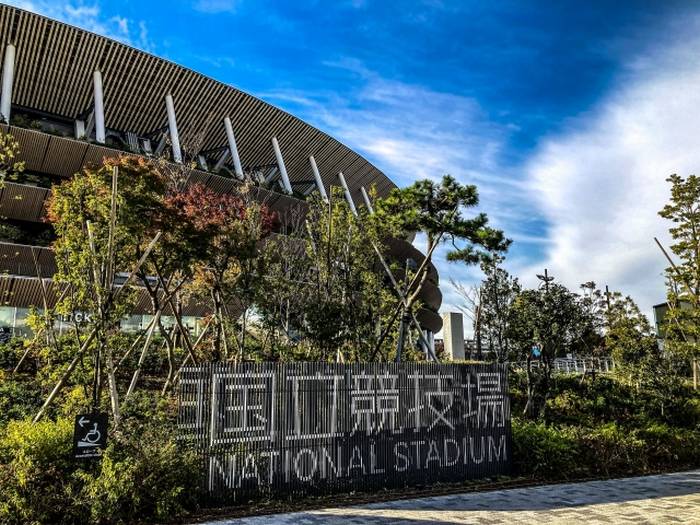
199,469 -> 700,524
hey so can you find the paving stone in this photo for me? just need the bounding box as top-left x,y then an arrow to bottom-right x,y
200,470 -> 700,524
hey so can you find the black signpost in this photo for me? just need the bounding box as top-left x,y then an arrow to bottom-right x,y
73,413 -> 108,459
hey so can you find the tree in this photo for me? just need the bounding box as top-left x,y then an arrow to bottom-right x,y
252,208 -> 313,360
475,258 -> 520,362
606,293 -> 657,373
374,175 -> 510,359
43,159 -> 161,424
182,183 -> 276,361
658,173 -> 700,386
255,189 -> 394,361
304,189 -> 393,360
577,282 -> 654,363
507,281 -> 591,419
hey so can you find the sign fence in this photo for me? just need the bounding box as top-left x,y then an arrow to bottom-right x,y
177,362 -> 512,502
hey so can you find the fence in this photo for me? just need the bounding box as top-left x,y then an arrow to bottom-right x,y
511,357 -> 615,375
177,362 -> 512,503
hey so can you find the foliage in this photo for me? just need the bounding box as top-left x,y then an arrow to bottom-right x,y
475,258 -> 521,362
45,157 -> 147,319
299,190 -> 389,359
0,339 -> 26,369
254,189 -> 398,361
511,370 -> 700,481
0,130 -> 25,186
0,402 -> 201,524
374,175 -> 510,265
182,183 -> 276,360
507,282 -> 594,418
658,173 -> 700,363
511,419 -> 582,478
0,375 -> 43,425
0,417 -> 78,524
373,175 -> 510,359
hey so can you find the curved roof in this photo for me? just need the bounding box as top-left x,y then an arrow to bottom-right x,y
0,5 -> 443,333
0,5 -> 396,202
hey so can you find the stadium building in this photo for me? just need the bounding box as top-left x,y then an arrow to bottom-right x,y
0,5 -> 441,347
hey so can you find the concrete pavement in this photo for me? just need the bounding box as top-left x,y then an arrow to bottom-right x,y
199,469 -> 700,524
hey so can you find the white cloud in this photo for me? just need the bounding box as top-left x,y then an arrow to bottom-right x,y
260,60 -> 541,321
4,1 -> 154,51
264,31 -> 700,325
521,30 -> 700,318
260,59 -> 534,226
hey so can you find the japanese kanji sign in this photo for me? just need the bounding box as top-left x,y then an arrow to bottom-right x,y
177,362 -> 511,502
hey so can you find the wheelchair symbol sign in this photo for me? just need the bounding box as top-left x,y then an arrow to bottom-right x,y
73,413 -> 108,459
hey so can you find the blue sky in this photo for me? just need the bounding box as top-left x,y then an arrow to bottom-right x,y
10,0 -> 700,322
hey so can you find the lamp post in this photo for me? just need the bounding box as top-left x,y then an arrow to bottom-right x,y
536,268 -> 554,292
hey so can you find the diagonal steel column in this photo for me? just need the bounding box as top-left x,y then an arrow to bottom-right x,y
165,94 -> 182,163
337,171 -> 358,216
271,137 -> 293,194
0,44 -> 15,124
224,117 -> 244,179
360,186 -> 374,213
93,70 -> 106,143
309,155 -> 328,201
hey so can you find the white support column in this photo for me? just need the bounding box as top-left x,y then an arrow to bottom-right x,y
0,44 -> 15,123
337,171 -> 357,216
93,70 -> 106,143
360,186 -> 374,213
442,312 -> 465,361
308,155 -> 328,201
223,117 -> 243,179
271,137 -> 292,194
165,94 -> 182,163
74,120 -> 85,140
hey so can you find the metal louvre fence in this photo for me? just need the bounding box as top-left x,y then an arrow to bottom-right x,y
177,362 -> 512,503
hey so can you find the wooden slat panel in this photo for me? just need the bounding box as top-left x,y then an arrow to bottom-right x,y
82,144 -> 124,169
0,182 -> 48,221
9,126 -> 50,171
41,136 -> 88,176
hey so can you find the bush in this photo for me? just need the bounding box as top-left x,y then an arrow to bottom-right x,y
0,413 -> 201,524
0,340 -> 27,370
633,423 -> 700,470
579,422 -> 646,476
0,418 -> 80,524
0,375 -> 43,425
77,423 -> 201,524
511,418 -> 583,479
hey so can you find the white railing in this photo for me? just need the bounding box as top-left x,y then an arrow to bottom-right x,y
511,357 -> 615,375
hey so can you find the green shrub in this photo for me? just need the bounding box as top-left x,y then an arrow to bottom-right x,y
0,376 -> 43,425
634,423 -> 700,470
511,418 -> 583,479
0,340 -> 27,370
0,413 -> 201,524
0,418 -> 81,525
579,422 -> 646,476
77,423 -> 201,524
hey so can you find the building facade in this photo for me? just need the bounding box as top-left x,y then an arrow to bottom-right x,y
0,6 -> 442,342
